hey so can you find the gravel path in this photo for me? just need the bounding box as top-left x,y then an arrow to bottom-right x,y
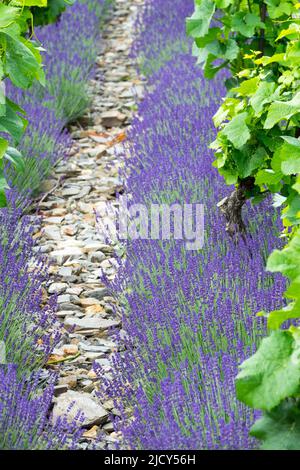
36,0 -> 144,449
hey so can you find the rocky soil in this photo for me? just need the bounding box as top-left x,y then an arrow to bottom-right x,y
35,0 -> 144,449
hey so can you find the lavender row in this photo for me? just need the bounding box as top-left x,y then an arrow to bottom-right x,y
0,1 -> 110,449
6,0 -> 107,195
98,1 -> 286,449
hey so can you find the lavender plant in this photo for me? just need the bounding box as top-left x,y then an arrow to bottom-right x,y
0,0 -> 112,449
7,0 -> 108,194
132,0 -> 192,76
0,365 -> 83,449
34,1 -> 104,123
0,192 -> 61,373
97,0 -> 286,449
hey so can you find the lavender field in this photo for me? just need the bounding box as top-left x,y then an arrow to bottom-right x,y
0,0 -> 298,453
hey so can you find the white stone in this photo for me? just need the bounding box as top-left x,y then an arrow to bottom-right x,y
64,317 -> 119,331
52,390 -> 108,427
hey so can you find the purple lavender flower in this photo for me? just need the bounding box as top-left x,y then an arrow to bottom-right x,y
96,0 -> 286,450
0,365 -> 83,450
6,0 -> 107,194
0,191 -> 61,372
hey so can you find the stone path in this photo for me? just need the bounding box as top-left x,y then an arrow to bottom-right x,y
36,0 -> 144,449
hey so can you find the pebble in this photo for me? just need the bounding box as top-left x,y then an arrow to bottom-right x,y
35,0 -> 144,450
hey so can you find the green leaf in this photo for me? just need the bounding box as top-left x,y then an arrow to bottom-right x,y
286,279 -> 300,299
0,98 -> 27,145
186,0 -> 216,38
265,0 -> 294,19
0,137 -> 8,159
215,0 -> 232,6
255,168 -> 282,188
232,76 -> 259,97
4,146 -> 25,173
267,229 -> 300,280
264,92 -> 300,130
279,137 -> 300,175
16,0 -> 48,5
276,23 -> 300,41
206,39 -> 239,61
213,104 -> 229,128
0,175 -> 9,207
0,80 -> 5,117
255,53 -> 285,66
0,4 -> 20,29
250,81 -> 277,116
203,54 -> 229,79
1,32 -> 42,89
251,400 -> 300,450
232,12 -> 265,38
267,302 -> 300,330
195,27 -> 219,48
236,330 -> 300,411
233,146 -> 267,178
221,112 -> 250,149
282,194 -> 300,225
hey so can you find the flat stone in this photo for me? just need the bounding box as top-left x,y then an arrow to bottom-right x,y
43,225 -> 61,241
64,317 -> 119,331
50,247 -> 83,264
79,343 -> 110,353
46,217 -> 64,225
79,298 -> 101,307
101,110 -> 126,128
66,286 -> 83,296
48,282 -> 68,295
103,422 -> 114,433
88,145 -> 107,157
62,344 -> 79,355
52,390 -> 108,427
59,304 -> 83,312
58,266 -> 73,277
57,294 -> 71,304
89,252 -> 106,263
83,288 -> 110,300
61,186 -> 81,197
84,351 -> 106,360
83,241 -> 109,253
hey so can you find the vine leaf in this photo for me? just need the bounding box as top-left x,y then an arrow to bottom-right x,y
236,330 -> 300,411
1,32 -> 42,88
0,4 -> 20,29
232,146 -> 267,178
221,112 -> 250,148
280,137 -> 300,175
250,400 -> 300,450
231,12 -> 265,38
264,92 -> 300,129
250,81 -> 277,115
186,0 -> 215,39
